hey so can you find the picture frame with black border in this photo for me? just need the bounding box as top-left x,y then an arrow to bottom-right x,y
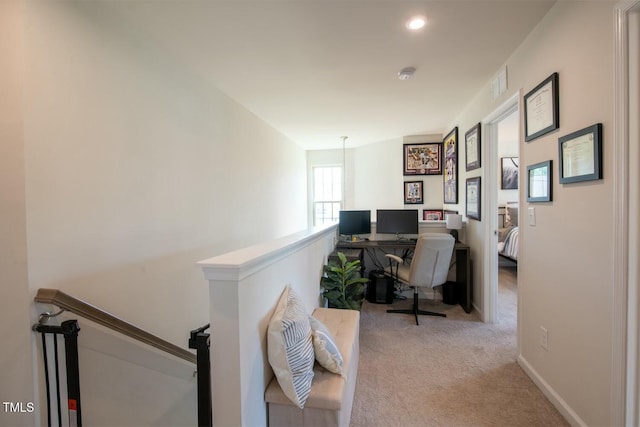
465,123 -> 481,171
422,209 -> 444,221
558,123 -> 603,184
404,180 -> 424,204
524,72 -> 559,142
443,127 -> 458,204
465,177 -> 481,221
501,157 -> 519,189
403,142 -> 443,175
526,160 -> 552,202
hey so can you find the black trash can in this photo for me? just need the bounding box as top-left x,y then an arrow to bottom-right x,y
366,270 -> 394,304
442,280 -> 458,305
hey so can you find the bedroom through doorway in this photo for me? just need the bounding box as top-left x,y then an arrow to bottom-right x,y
482,92 -> 519,325
496,109 -> 519,324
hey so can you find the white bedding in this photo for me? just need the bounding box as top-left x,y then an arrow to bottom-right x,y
498,226 -> 518,261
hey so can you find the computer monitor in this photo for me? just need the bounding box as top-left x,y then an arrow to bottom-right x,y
338,210 -> 371,236
376,209 -> 419,235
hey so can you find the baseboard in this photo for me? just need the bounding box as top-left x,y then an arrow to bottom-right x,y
472,301 -> 483,320
517,354 -> 587,427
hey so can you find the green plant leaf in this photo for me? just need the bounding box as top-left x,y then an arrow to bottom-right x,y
320,251 -> 369,311
337,252 -> 347,265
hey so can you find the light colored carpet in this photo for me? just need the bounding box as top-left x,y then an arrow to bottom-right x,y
350,267 -> 568,427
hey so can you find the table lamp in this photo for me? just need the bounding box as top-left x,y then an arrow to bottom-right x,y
445,213 -> 463,242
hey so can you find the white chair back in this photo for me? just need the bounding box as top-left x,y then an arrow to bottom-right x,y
408,233 -> 455,289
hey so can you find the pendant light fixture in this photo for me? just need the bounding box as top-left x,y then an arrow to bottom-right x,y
341,136 -> 348,209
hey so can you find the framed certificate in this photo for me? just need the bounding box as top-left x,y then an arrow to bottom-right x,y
558,123 -> 603,184
526,160 -> 552,202
524,73 -> 559,142
465,177 -> 481,221
465,123 -> 481,171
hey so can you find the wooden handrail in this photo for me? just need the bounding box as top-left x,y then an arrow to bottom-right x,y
34,288 -> 196,364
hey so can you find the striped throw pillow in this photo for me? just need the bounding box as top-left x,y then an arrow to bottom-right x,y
267,286 -> 315,409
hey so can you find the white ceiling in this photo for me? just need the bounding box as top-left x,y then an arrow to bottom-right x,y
98,1 -> 555,150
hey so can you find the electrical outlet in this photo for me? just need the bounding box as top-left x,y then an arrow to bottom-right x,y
540,326 -> 549,351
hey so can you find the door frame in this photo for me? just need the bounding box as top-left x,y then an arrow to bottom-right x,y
481,92 -> 520,325
613,1 -> 639,425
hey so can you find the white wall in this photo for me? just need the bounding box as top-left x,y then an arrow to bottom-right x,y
199,226 -> 336,427
0,1 -> 37,426
11,1 -> 308,425
451,2 -> 616,425
354,135 -> 445,216
309,134 -> 445,221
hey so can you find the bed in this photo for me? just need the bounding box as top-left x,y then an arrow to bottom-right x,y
497,203 -> 518,263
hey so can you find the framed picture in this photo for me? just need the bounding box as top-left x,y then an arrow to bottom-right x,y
526,160 -> 552,202
501,157 -> 519,189
524,72 -> 559,142
558,123 -> 603,184
443,127 -> 458,204
465,123 -> 481,171
403,143 -> 442,175
423,209 -> 444,221
404,181 -> 423,204
466,177 -> 481,221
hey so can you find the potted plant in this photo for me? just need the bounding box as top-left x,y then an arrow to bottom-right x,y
321,252 -> 368,310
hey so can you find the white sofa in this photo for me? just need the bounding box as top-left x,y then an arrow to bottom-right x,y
265,307 -> 360,427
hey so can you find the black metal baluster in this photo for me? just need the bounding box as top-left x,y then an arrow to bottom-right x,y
189,324 -> 211,427
53,334 -> 62,426
62,320 -> 82,427
41,333 -> 52,427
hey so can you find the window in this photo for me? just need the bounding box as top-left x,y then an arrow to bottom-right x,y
313,166 -> 342,225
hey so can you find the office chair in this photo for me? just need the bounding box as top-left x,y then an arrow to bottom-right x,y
385,233 -> 455,325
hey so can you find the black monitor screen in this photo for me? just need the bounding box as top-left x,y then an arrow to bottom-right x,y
338,210 -> 371,236
376,209 -> 419,235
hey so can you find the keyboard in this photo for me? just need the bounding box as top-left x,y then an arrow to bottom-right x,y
375,239 -> 416,245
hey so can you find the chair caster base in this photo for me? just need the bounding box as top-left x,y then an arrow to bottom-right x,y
386,308 -> 446,325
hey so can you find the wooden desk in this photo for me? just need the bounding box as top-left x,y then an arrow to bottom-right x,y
452,243 -> 472,313
336,239 -> 472,313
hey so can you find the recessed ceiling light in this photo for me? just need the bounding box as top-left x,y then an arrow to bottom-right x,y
398,67 -> 416,80
406,16 -> 426,31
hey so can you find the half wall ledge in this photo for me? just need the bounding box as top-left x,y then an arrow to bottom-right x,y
197,223 -> 337,281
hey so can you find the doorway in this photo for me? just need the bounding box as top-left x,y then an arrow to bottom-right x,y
482,93 -> 519,325
496,108 -> 519,305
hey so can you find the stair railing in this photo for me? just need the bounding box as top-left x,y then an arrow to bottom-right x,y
34,289 -> 196,363
33,288 -> 210,426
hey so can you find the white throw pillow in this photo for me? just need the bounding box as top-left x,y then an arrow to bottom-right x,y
267,286 -> 315,409
309,315 -> 344,377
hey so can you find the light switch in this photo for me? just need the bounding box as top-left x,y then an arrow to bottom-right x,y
528,207 -> 536,226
